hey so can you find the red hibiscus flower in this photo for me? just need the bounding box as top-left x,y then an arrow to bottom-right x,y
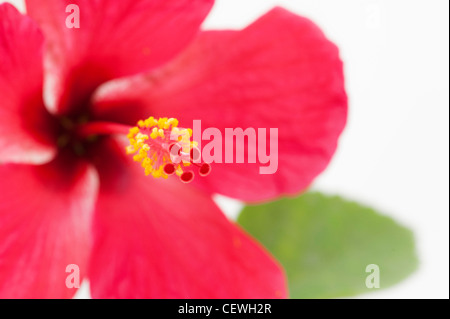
0,0 -> 347,298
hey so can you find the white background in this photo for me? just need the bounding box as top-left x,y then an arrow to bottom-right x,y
3,0 -> 449,299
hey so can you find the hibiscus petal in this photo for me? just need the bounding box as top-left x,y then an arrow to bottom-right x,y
0,3 -> 56,165
89,139 -> 286,298
0,156 -> 99,298
92,7 -> 348,202
25,0 -> 214,115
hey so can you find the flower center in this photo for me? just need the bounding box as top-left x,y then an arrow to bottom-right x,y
126,117 -> 211,183
56,114 -> 96,156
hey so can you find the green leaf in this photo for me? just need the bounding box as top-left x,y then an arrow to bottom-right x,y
238,192 -> 418,299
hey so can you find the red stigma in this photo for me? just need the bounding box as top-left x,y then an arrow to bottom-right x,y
180,171 -> 194,183
199,163 -> 211,177
163,163 -> 176,175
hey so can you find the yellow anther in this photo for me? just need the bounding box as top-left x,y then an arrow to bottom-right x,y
157,118 -> 168,129
127,127 -> 139,139
167,118 -> 178,128
150,127 -> 159,139
139,148 -> 148,157
141,157 -> 152,169
126,116 -> 206,182
126,145 -> 135,154
175,165 -> 184,176
144,117 -> 156,128
152,166 -> 164,178
145,167 -> 153,176
134,140 -> 144,150
136,133 -> 149,141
